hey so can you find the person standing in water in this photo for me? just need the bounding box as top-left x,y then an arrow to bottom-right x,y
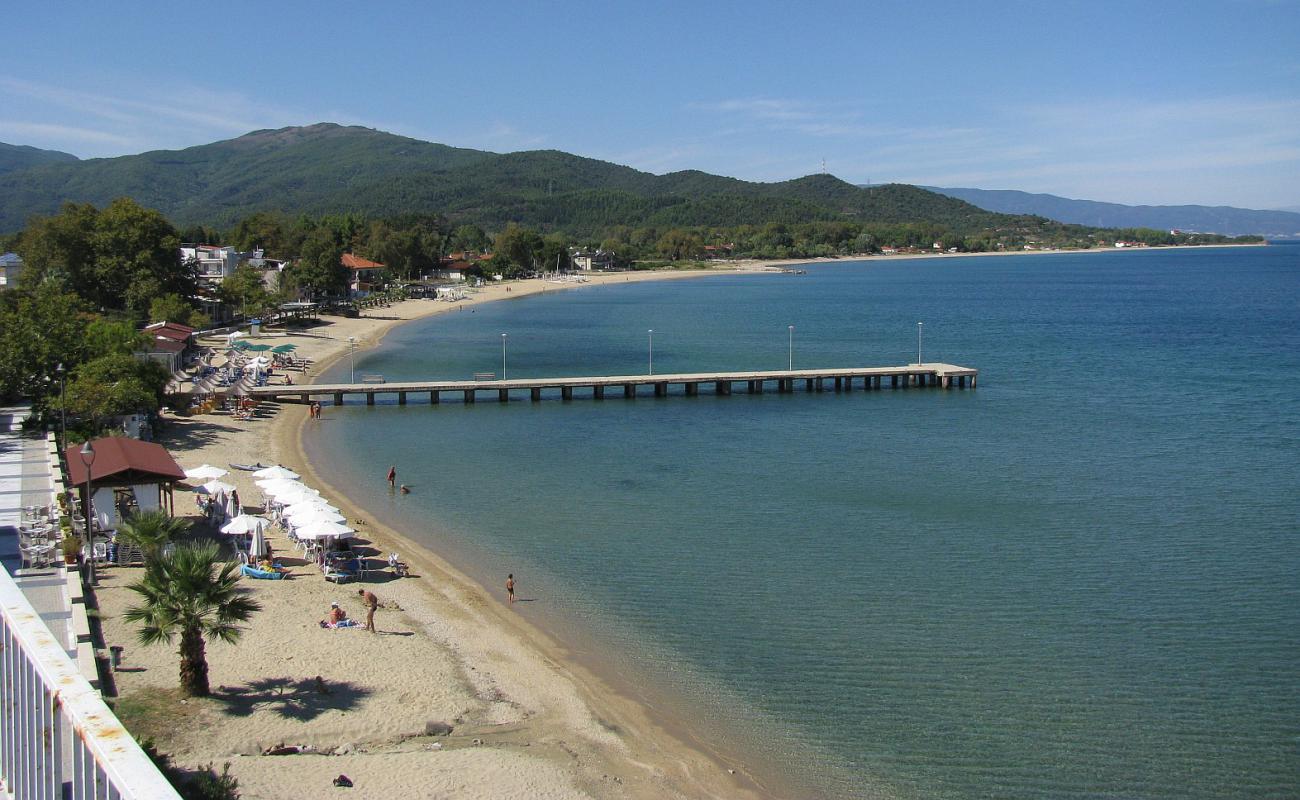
506,574 -> 515,604
386,465 -> 396,488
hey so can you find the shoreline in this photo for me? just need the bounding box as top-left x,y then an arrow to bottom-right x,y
97,267 -> 786,800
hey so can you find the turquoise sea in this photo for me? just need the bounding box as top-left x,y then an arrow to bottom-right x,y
304,245 -> 1299,799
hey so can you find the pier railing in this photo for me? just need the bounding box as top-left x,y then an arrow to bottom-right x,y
0,566 -> 181,800
251,362 -> 978,406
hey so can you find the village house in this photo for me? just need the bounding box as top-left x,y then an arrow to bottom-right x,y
180,244 -> 241,289
342,253 -> 386,296
141,321 -> 195,374
0,252 -> 22,288
570,249 -> 615,271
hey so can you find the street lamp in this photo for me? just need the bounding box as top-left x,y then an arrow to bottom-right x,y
56,363 -> 66,447
348,336 -> 356,383
917,322 -> 923,365
79,440 -> 96,585
788,325 -> 795,370
501,333 -> 508,380
648,329 -> 654,375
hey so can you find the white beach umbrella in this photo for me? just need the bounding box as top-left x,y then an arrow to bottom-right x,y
294,520 -> 355,540
284,500 -> 341,517
197,480 -> 236,496
220,514 -> 268,535
273,485 -> 323,505
250,525 -> 266,561
255,477 -> 302,493
286,506 -> 346,525
184,464 -> 229,480
253,465 -> 300,481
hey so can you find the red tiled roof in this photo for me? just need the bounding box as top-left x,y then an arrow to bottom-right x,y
150,338 -> 186,353
342,253 -> 384,270
145,321 -> 195,340
64,437 -> 186,485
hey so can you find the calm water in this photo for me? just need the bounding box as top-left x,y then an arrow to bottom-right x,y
305,246 -> 1300,799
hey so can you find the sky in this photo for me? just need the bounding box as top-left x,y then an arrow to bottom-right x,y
4,1 -> 1299,209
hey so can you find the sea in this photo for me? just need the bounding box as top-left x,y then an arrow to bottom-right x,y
303,244 -> 1299,800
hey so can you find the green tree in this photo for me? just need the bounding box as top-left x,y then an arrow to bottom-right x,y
0,283 -> 88,402
217,265 -> 272,318
116,509 -> 190,563
230,211 -> 289,256
83,318 -> 149,359
123,541 -> 261,697
92,198 -> 190,318
292,227 -> 347,297
449,223 -> 490,253
16,202 -> 99,294
148,293 -> 208,329
64,353 -> 168,435
493,224 -> 544,271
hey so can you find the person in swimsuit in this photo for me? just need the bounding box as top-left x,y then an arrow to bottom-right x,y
386,465 -> 396,488
506,574 -> 515,604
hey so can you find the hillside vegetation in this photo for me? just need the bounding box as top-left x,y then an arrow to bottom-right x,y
0,124 -> 1044,237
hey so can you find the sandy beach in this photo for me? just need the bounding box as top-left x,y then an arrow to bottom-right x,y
96,268 -> 782,800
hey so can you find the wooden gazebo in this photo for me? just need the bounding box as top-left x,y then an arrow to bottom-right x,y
63,437 -> 187,521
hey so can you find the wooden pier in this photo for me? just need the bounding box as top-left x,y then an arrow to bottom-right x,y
249,363 -> 977,406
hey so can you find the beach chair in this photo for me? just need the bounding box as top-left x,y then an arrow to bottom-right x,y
323,564 -> 353,584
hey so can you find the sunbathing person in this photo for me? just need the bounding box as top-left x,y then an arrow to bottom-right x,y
320,601 -> 354,628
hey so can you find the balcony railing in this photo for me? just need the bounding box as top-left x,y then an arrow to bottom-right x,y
0,567 -> 180,799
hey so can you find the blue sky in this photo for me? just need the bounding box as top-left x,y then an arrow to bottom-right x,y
5,1 -> 1298,208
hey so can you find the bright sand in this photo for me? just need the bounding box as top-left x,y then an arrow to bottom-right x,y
95,268 -> 783,800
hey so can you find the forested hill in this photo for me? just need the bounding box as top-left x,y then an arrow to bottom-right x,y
0,142 -> 78,176
0,123 -> 1041,235
923,186 -> 1300,238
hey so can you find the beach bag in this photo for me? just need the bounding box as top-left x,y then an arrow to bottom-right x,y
333,774 -> 353,788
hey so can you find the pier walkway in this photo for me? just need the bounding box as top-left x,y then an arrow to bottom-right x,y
251,362 -> 978,406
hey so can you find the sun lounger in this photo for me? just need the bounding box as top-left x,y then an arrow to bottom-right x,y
241,564 -> 285,580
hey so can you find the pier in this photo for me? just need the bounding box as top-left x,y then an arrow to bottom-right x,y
250,362 -> 977,406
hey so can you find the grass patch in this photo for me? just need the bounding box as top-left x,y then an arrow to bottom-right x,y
112,687 -> 208,744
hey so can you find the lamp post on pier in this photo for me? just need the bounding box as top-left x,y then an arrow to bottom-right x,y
917,322 -> 923,365
79,440 -> 96,586
648,329 -> 654,375
788,325 -> 795,370
56,363 -> 66,447
501,333 -> 508,380
348,337 -> 356,383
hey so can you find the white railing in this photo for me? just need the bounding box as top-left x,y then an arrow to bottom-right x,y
0,568 -> 181,799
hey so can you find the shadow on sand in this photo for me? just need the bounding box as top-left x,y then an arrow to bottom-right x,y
214,676 -> 373,721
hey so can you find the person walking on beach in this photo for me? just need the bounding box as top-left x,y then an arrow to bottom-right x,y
357,588 -> 379,633
506,574 -> 516,604
386,465 -> 396,488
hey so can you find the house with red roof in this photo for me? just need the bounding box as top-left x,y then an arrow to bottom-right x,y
142,321 -> 196,372
342,253 -> 386,296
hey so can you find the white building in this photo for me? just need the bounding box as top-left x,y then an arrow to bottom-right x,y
0,252 -> 23,288
180,244 -> 241,288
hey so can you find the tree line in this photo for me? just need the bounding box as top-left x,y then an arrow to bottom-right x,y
0,196 -> 1263,431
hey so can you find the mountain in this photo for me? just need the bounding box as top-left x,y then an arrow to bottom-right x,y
0,124 -> 1042,236
0,142 -> 78,176
921,186 -> 1300,238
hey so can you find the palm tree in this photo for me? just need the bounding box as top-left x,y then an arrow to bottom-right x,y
115,508 -> 190,562
123,541 -> 261,697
